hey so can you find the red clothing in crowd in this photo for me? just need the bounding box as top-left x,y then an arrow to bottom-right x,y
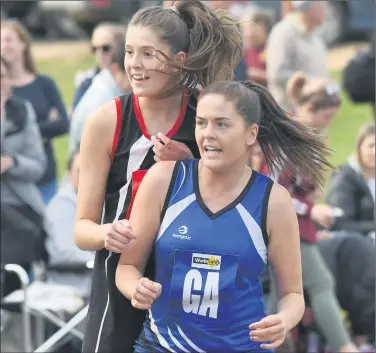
245,47 -> 266,71
260,161 -> 318,244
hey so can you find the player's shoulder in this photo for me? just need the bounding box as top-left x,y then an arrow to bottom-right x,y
82,99 -> 118,145
267,182 -> 294,219
146,161 -> 177,186
88,99 -> 117,125
143,161 -> 179,189
138,162 -> 179,205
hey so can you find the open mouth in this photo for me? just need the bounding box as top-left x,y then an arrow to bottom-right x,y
132,74 -> 150,82
204,147 -> 222,154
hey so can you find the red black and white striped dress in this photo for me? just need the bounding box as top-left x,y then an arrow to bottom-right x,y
82,90 -> 200,353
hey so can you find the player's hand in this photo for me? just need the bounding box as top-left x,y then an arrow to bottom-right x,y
151,132 -> 193,162
249,314 -> 287,350
104,219 -> 138,253
131,278 -> 162,310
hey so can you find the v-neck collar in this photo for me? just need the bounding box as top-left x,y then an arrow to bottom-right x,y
193,160 -> 257,220
132,91 -> 188,140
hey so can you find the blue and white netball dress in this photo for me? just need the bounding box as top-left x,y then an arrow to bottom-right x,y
134,159 -> 274,353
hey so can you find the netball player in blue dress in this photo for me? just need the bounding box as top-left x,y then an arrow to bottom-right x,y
116,81 -> 332,352
74,2 -> 243,352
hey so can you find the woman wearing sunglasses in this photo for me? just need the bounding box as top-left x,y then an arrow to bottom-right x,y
72,22 -> 125,110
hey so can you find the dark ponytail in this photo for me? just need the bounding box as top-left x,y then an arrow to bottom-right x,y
199,80 -> 333,189
248,81 -> 333,188
129,0 -> 243,97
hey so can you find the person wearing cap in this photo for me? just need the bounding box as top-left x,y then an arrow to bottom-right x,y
266,1 -> 328,111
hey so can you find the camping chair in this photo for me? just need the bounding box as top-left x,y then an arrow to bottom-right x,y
34,305 -> 88,353
1,261 -> 93,352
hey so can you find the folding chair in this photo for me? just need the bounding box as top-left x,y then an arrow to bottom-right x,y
34,305 -> 88,353
1,262 -> 93,352
1,264 -> 33,351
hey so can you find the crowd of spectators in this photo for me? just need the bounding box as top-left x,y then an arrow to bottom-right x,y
1,1 -> 374,352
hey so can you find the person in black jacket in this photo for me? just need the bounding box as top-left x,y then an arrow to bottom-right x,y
319,232 -> 375,347
326,123 -> 375,238
342,32 -> 375,120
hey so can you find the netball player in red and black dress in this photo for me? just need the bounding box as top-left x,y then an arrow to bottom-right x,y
74,1 -> 243,352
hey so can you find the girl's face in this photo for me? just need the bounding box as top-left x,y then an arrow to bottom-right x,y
297,104 -> 339,130
359,134 -> 375,171
0,27 -> 25,65
195,93 -> 257,173
124,25 -> 185,98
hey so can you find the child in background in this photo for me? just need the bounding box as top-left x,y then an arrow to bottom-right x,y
242,10 -> 273,86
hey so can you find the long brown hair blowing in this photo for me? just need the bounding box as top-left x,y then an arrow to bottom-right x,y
200,80 -> 334,189
1,19 -> 37,74
129,0 -> 243,98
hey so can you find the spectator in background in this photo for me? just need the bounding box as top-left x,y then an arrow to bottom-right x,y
1,20 -> 69,205
207,0 -> 248,81
326,123 -> 375,239
266,72 -> 359,353
242,9 -> 273,86
45,147 -> 94,298
1,56 -> 46,295
228,0 -> 258,19
168,1 -> 248,81
280,0 -> 293,18
321,126 -> 375,352
72,23 -> 126,111
163,1 -> 174,7
1,55 -> 46,224
342,36 -> 375,120
68,33 -> 131,154
266,1 -> 327,111
319,233 -> 375,351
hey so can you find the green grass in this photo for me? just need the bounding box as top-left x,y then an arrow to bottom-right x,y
37,56 -> 373,183
327,72 -> 373,166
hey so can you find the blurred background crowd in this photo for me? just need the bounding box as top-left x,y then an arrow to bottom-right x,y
0,1 -> 375,353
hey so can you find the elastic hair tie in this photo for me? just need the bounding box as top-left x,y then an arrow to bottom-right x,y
170,6 -> 180,16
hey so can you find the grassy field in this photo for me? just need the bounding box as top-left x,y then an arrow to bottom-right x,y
37,54 -> 373,184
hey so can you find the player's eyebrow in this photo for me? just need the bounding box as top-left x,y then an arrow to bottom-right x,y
195,116 -> 231,121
